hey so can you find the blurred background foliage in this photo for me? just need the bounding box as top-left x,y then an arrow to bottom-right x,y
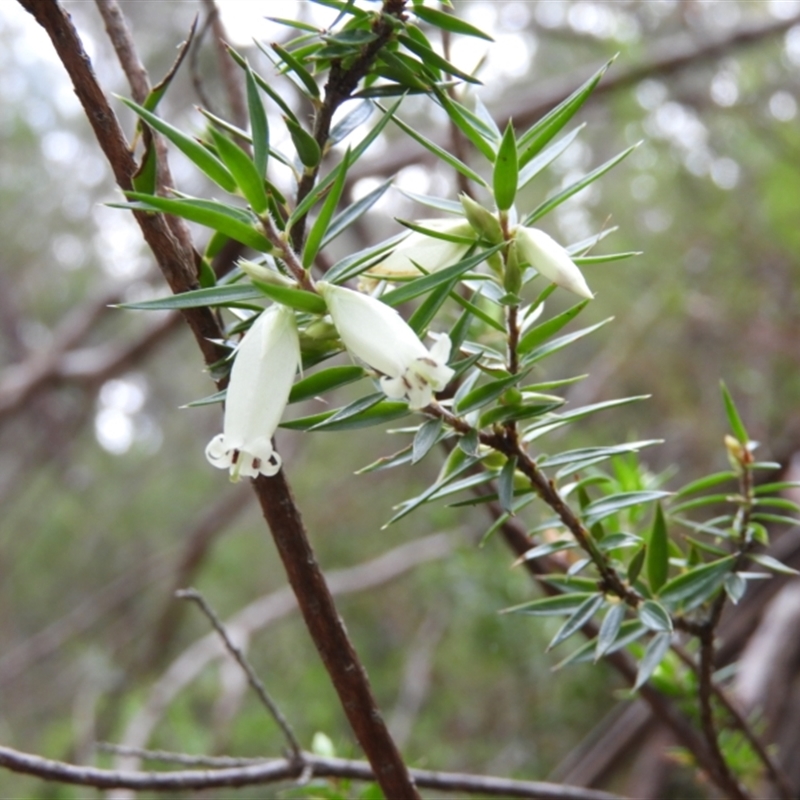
1,1 -> 799,798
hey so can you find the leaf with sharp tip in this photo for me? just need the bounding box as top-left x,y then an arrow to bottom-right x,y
118,97 -> 236,193
547,594 -> 605,650
633,631 -> 672,690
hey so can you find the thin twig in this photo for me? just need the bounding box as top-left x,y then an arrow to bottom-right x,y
0,744 -> 630,800
175,588 -> 302,761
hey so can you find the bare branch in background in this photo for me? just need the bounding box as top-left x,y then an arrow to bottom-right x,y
0,743 -> 630,799
176,587 -> 303,760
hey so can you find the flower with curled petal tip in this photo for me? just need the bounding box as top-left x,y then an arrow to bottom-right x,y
317,281 -> 454,410
206,305 -> 300,480
514,226 -> 594,300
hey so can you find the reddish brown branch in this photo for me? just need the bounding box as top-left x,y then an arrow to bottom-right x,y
252,469 -> 420,799
16,4 -> 419,798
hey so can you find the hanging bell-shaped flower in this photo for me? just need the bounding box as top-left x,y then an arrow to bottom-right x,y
205,304 -> 300,480
317,281 -> 454,410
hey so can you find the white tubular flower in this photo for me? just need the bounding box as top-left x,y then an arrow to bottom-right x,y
317,281 -> 454,410
206,305 -> 300,480
363,218 -> 474,282
514,226 -> 594,300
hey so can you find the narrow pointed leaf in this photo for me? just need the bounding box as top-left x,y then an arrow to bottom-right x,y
271,42 -> 320,98
498,457 -> 517,513
518,57 -> 614,166
658,556 -> 736,607
518,299 -> 590,355
633,631 -> 672,690
288,365 -> 365,404
281,400 -> 408,431
493,121 -> 518,211
121,193 -> 271,251
209,128 -> 268,214
398,33 -> 480,84
514,539 -> 577,564
547,594 -> 604,650
720,381 -> 749,443
522,318 -> 613,367
285,115 -> 321,168
412,418 -> 443,464
229,45 -> 298,123
748,553 -> 799,576
321,179 -> 393,247
329,100 -> 374,145
647,503 -> 669,593
245,63 -> 269,179
118,97 -> 236,192
381,244 -> 502,307
118,283 -> 263,310
412,5 -> 493,40
519,125 -> 584,189
595,602 -> 626,660
524,144 -> 637,226
303,149 -> 350,267
638,599 -> 673,632
583,491 -> 671,527
502,592 -> 593,617
454,370 -> 529,415
675,471 -> 737,498
386,108 -> 488,186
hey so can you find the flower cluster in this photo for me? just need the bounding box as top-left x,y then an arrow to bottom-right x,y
206,217 -> 591,480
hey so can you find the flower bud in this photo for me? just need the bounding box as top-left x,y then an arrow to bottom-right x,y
459,194 -> 503,244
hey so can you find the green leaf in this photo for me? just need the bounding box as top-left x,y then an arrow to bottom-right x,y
556,621 -> 648,669
229,45 -> 298,123
669,493 -> 733,515
412,418 -> 443,464
245,63 -> 269,179
397,189 -> 465,215
285,115 -> 322,168
518,125 -> 584,190
628,545 -> 646,584
454,371 -> 529,415
755,480 -> 800,495
408,276 -> 458,335
638,599 -> 673,632
674,471 -> 737,498
431,88 -> 497,162
517,57 -> 614,167
320,178 -> 392,248
515,539 -> 577,563
521,318 -> 613,367
748,553 -> 799,576
281,399 -> 408,431
209,128 -> 268,214
582,491 -> 671,527
524,144 -> 637,226
658,556 -> 736,608
398,33 -> 480,84
381,244 -> 501,307
271,41 -> 320,98
720,380 -> 749,443
518,299 -> 590,355
479,399 -> 563,427
329,100 -> 374,144
498,457 -> 517,513
493,121 -> 518,211
412,5 -> 493,40
502,592 -> 594,617
118,283 -> 264,311
385,106 -> 488,187
633,632 -> 672,690
290,98 -> 403,230
540,440 -> 662,469
121,193 -> 272,252
724,573 -> 747,605
303,149 -> 351,267
289,365 -> 365,404
595,602 -> 626,660
547,594 -> 605,650
647,504 -> 669,594
573,251 -> 642,265
385,454 -> 479,527
118,97 -> 236,193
